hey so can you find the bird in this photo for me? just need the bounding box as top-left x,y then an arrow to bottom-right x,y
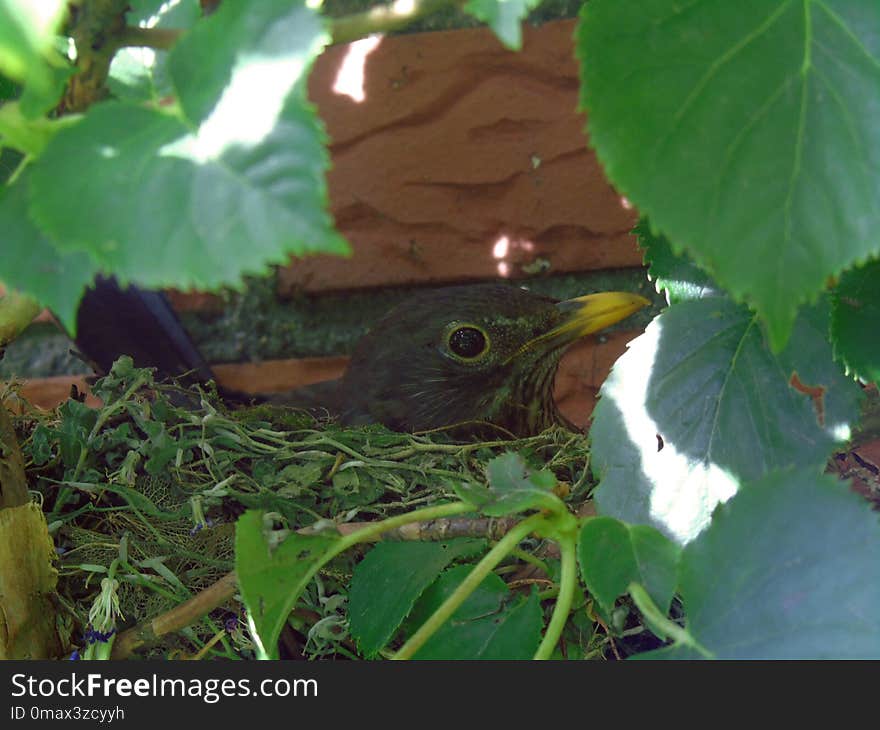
70,280 -> 648,437
268,283 -> 649,436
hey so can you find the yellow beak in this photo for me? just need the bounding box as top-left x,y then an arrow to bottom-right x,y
511,291 -> 650,362
552,291 -> 651,339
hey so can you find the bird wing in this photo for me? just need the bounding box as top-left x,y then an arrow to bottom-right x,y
258,378 -> 342,417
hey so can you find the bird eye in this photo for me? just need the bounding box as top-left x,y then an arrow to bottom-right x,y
447,325 -> 489,360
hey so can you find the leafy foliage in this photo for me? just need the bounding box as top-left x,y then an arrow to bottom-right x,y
591,295 -> 862,543
463,0 -> 541,49
3,0 -> 880,661
577,0 -> 880,349
35,0 -> 347,294
2,0 -> 347,333
641,470 -> 880,659
407,566 -> 542,659
578,517 -> 679,616
832,260 -> 880,385
0,172 -> 97,329
348,539 -> 486,658
0,0 -> 68,109
107,0 -> 201,103
235,511 -> 340,659
455,450 -> 563,515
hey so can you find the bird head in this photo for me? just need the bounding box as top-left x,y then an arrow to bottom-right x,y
339,283 -> 649,437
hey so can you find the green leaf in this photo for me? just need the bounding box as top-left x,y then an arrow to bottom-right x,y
235,510 -> 341,659
637,220 -> 719,304
463,0 -> 540,50
30,97 -> 347,293
55,399 -> 98,469
476,451 -> 563,516
348,539 -> 485,658
646,469 -> 880,659
0,174 -> 98,331
628,527 -> 680,615
139,420 -> 179,475
0,73 -> 18,101
168,0 -> 323,127
18,59 -> 72,119
29,0 -> 348,303
577,1 -> 880,349
108,0 -> 200,103
409,565 -> 542,659
406,564 -> 507,628
591,296 -> 862,543
29,425 -> 54,466
0,0 -> 68,98
578,517 -> 680,616
832,259 -> 880,385
0,101 -> 79,157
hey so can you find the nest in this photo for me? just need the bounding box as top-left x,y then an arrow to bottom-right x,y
9,357 -> 594,658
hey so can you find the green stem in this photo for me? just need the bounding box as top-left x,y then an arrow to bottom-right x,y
52,373 -> 151,520
509,546 -> 550,575
87,373 -> 151,446
392,512 -> 547,660
628,582 -> 713,658
533,529 -> 578,660
114,504 -> 474,660
115,25 -> 180,50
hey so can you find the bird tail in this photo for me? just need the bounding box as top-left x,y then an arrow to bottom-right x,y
72,276 -> 215,386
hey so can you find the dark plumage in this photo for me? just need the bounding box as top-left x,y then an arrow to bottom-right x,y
73,276 -> 214,386
274,284 -> 648,436
70,281 -> 648,437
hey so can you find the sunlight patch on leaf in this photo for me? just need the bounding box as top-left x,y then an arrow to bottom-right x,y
0,0 -> 67,83
591,297 -> 861,543
163,54 -> 309,163
29,0 -> 348,307
641,469 -> 880,659
592,317 -> 739,543
168,54 -> 305,163
107,0 -> 199,103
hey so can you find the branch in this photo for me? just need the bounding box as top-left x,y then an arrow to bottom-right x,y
113,0 -> 467,53
61,0 -> 130,112
114,26 -> 181,51
392,513 -> 549,660
308,514 -> 521,542
110,571 -> 237,659
330,0 -> 466,45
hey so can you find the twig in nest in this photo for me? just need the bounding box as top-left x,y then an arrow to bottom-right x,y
111,513 -> 523,658
325,515 -> 521,542
111,571 -> 237,659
